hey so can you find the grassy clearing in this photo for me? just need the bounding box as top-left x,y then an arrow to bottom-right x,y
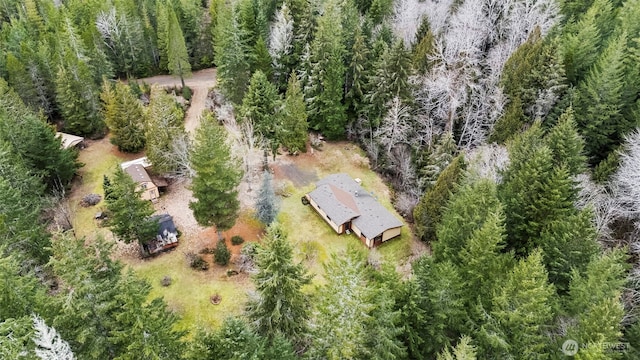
127,251 -> 249,332
278,142 -> 414,280
68,140 -> 126,239
67,138 -> 414,333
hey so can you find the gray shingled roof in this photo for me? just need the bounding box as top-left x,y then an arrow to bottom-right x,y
307,184 -> 360,225
308,173 -> 403,239
124,164 -> 153,184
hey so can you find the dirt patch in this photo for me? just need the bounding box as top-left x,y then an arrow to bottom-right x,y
136,68 -> 217,134
197,214 -> 265,257
153,179 -> 202,236
272,163 -> 318,187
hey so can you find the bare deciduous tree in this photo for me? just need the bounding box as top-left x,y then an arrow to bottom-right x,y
225,116 -> 262,191
466,144 -> 510,183
165,132 -> 195,179
269,4 -> 294,80
409,0 -> 558,150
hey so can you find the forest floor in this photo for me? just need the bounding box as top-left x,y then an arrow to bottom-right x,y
66,69 -> 426,331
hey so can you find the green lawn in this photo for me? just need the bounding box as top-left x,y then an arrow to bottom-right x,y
67,139 -> 414,332
127,251 -> 249,332
278,143 -> 414,280
68,139 -> 126,240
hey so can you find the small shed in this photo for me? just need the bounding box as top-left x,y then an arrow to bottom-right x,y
56,132 -> 84,149
124,164 -> 159,201
141,214 -> 179,257
304,174 -> 403,248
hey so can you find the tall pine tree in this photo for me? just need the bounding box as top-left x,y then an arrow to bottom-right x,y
305,0 -> 347,139
101,80 -> 146,153
189,112 -> 242,234
245,222 -> 311,345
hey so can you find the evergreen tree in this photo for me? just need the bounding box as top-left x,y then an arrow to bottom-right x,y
413,257 -> 468,356
560,4 -> 604,85
458,209 -> 513,308
240,70 -> 281,146
214,239 -> 231,266
214,3 -> 252,104
280,72 -> 308,153
305,0 -> 347,139
268,3 -> 294,88
501,28 -> 566,120
101,80 -> 146,153
345,24 -> 370,117
489,97 -> 527,144
565,250 -> 628,353
308,248 -> 405,359
434,179 -> 501,264
414,154 -> 466,242
365,40 -> 413,125
0,79 -> 79,189
539,209 -> 599,294
156,1 -> 170,71
104,167 -> 158,244
545,106 -> 587,176
186,317 -> 292,360
0,252 -> 47,322
499,123 -> 578,256
255,170 -> 278,225
419,132 -> 458,190
55,59 -> 104,136
479,249 -> 555,358
145,87 -> 187,174
0,143 -> 51,263
395,279 -> 430,359
437,336 -> 477,360
412,18 -> 435,74
574,32 -> 631,165
192,4 -> 216,69
96,5 -> 152,78
5,52 -> 39,112
50,235 -> 185,359
189,112 -> 242,233
253,36 -> 272,78
566,249 -> 627,315
246,222 -> 311,344
166,6 -> 191,88
54,19 -> 104,136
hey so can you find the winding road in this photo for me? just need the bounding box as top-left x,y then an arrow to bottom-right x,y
137,68 -> 217,134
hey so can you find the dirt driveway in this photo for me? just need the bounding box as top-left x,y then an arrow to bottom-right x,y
137,68 -> 217,134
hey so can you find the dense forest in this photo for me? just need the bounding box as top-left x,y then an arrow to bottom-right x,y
2,0 -> 640,358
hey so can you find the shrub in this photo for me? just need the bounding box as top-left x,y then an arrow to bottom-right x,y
238,242 -> 259,273
80,193 -> 102,207
214,240 -> 231,266
231,235 -> 245,245
182,86 -> 193,101
186,252 -> 209,271
199,247 -> 214,254
226,269 -> 239,276
161,276 -> 172,287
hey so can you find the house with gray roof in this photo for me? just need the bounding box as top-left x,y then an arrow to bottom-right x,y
304,174 -> 403,248
124,164 -> 159,201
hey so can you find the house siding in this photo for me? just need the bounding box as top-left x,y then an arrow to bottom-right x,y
138,181 -> 159,201
382,227 -> 402,242
307,195 -> 343,234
